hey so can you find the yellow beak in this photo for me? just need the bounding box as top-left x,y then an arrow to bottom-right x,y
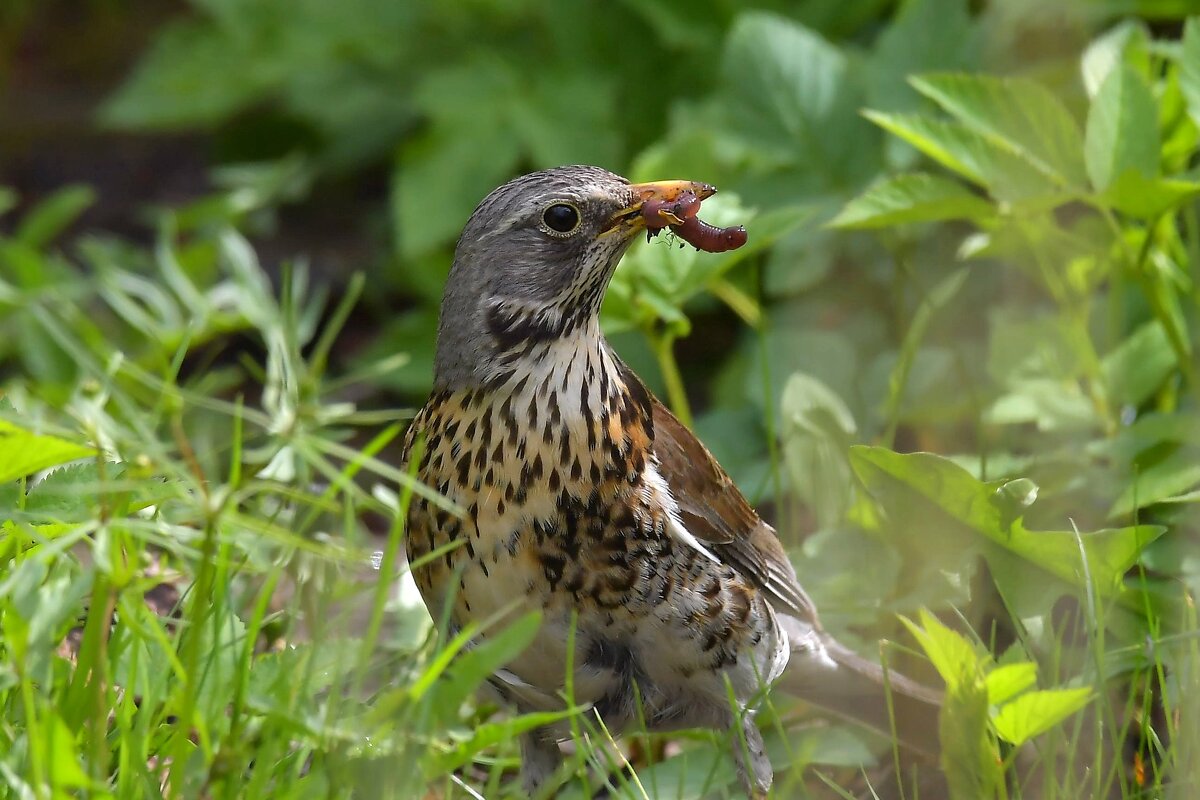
604,179 -> 717,233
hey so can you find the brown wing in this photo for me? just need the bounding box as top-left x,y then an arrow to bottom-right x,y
647,394 -> 821,627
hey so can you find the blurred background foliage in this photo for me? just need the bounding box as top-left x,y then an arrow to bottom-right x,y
3,0 -> 1200,797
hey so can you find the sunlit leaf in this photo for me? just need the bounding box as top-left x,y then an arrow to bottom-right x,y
992,687 -> 1092,746
0,420 -> 95,486
912,73 -> 1088,188
985,662 -> 1038,706
1085,65 -> 1160,191
1098,170 -> 1200,218
901,609 -> 984,692
1081,19 -> 1152,98
830,173 -> 994,229
851,447 -> 1165,603
863,111 -> 1060,201
1180,18 -> 1200,128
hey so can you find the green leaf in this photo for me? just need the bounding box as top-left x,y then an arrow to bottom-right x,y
1098,170 -> 1200,218
940,673 -> 1000,799
1081,20 -> 1151,99
780,372 -> 857,530
992,687 -> 1092,746
394,60 -> 525,259
851,447 -> 1164,605
912,73 -> 1087,188
1101,321 -> 1176,407
863,111 -> 1060,201
986,662 -> 1038,706
16,185 -> 96,250
40,711 -> 94,790
1085,65 -> 1160,191
1111,447 -> 1200,518
1180,18 -> 1200,128
900,609 -> 983,691
426,612 -> 542,725
721,13 -> 877,188
868,0 -> 976,115
101,20 -> 277,128
427,710 -> 577,775
830,173 -> 994,229
0,420 -> 95,486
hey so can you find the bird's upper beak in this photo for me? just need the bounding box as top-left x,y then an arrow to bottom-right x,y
603,180 -> 717,235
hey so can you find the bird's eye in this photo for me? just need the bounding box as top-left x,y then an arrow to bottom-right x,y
542,202 -> 581,235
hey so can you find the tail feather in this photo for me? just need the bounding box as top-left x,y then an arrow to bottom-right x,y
775,617 -> 942,758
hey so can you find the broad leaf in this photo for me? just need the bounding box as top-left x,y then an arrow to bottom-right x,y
1101,321 -> 1176,407
0,420 -> 95,486
722,13 -> 877,188
992,688 -> 1092,746
863,111 -> 1061,201
851,447 -> 1164,607
1081,20 -> 1152,98
780,372 -> 857,530
1181,18 -> 1200,128
1110,447 -> 1200,518
985,663 -> 1038,706
1085,65 -> 1160,191
1098,170 -> 1200,218
830,173 -> 994,229
912,73 -> 1087,188
901,609 -> 983,692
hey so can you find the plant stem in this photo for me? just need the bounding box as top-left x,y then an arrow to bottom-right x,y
652,331 -> 692,428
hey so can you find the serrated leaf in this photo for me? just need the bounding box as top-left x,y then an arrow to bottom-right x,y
721,13 -> 877,187
830,173 -> 993,229
992,687 -> 1092,745
912,73 -> 1087,188
1181,18 -> 1200,128
1085,65 -> 1160,191
901,609 -> 983,692
863,111 -> 1059,201
985,662 -> 1038,705
0,420 -> 95,486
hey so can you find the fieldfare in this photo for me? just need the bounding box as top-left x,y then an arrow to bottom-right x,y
402,165 -> 941,798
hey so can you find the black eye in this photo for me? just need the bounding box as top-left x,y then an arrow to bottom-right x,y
542,203 -> 580,234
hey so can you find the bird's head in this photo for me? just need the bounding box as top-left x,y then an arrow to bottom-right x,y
433,165 -> 714,390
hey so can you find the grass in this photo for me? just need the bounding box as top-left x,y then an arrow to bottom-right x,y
4,15 -> 1200,792
0,215 -> 1194,800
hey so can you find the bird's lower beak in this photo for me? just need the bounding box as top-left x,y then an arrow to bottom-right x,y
603,180 -> 718,234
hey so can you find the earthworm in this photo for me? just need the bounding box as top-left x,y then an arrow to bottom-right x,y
674,215 -> 747,252
641,192 -> 747,253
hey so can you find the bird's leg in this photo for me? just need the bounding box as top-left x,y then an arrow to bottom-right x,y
730,714 -> 772,800
520,729 -> 563,798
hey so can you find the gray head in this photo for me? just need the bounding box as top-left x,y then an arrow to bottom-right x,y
433,165 -> 711,391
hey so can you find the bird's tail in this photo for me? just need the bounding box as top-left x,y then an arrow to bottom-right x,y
774,617 -> 943,758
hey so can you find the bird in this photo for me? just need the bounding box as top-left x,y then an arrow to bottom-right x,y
401,165 -> 942,798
